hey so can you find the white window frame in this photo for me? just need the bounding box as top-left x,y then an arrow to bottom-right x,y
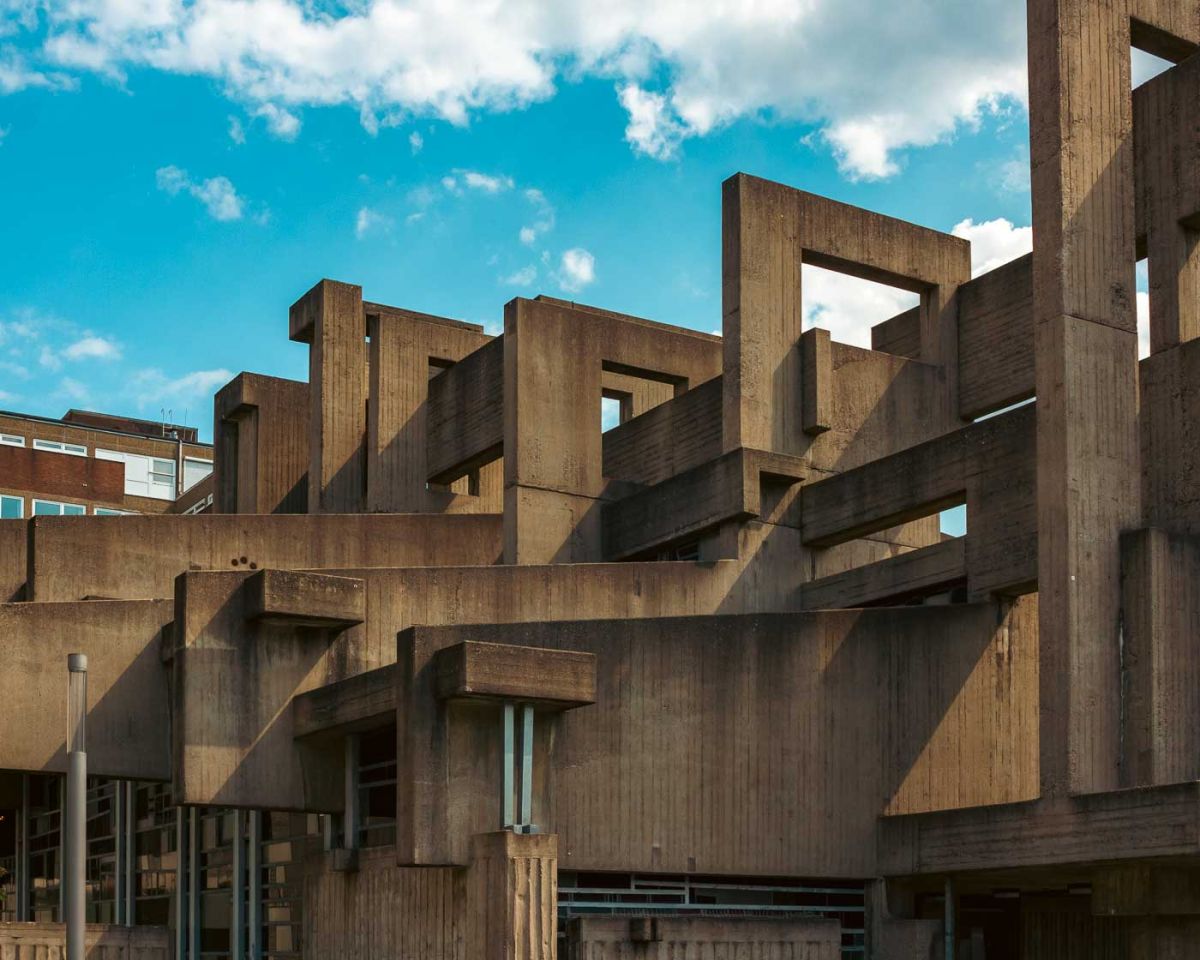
0,494 -> 24,519
33,438 -> 87,457
0,433 -> 24,447
94,507 -> 136,516
182,457 -> 213,493
96,448 -> 177,501
32,498 -> 87,516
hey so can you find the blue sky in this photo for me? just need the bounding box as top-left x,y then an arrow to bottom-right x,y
0,0 -> 1165,456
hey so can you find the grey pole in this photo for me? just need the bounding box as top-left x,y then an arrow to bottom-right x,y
65,654 -> 87,960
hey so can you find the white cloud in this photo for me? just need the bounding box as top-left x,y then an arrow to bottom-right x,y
0,126 -> 8,146
619,83 -> 686,160
520,187 -> 555,245
409,130 -> 424,154
558,247 -> 595,293
1137,290 -> 1150,360
130,367 -> 234,409
951,217 -> 1033,276
228,115 -> 245,144
56,377 -> 89,401
0,52 -> 74,94
63,335 -> 121,361
802,265 -> 918,349
0,388 -> 17,403
38,345 -> 62,371
10,0 -> 1030,179
503,265 -> 537,287
156,165 -> 244,221
355,206 -> 392,238
1136,259 -> 1150,360
253,103 -> 300,140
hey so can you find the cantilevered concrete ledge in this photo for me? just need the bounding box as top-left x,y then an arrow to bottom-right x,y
293,664 -> 395,739
244,569 -> 365,628
434,640 -> 597,709
801,537 -> 966,609
878,782 -> 1200,877
603,447 -> 806,560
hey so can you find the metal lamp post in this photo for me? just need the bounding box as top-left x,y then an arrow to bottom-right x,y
65,654 -> 87,960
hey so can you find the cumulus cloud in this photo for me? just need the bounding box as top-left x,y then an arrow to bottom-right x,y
8,0 -> 1030,178
800,217 -> 1035,348
63,335 -> 121,361
56,377 -> 89,401
558,247 -> 595,293
619,84 -> 686,160
156,165 -> 244,221
520,188 -> 554,245
802,266 -> 918,349
253,103 -> 300,140
38,345 -> 61,370
951,217 -> 1033,276
130,367 -> 234,410
355,206 -> 392,238
443,170 -> 514,195
409,130 -> 424,154
503,265 -> 537,287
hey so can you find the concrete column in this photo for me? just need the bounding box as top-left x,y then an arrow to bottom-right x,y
464,831 -> 557,960
502,298 -> 603,564
1028,0 -> 1141,797
721,173 -> 804,457
289,279 -> 367,515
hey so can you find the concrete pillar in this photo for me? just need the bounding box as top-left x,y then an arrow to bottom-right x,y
721,173 -> 804,457
502,298 -> 603,564
464,831 -> 557,960
1028,0 -> 1141,797
289,280 -> 367,515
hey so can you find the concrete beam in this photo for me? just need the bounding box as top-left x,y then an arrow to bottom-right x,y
433,641 -> 596,708
244,569 -> 365,628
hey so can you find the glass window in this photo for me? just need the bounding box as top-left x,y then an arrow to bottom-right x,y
32,439 -> 87,456
32,499 -> 86,516
183,458 -> 213,492
0,433 -> 24,447
0,495 -> 23,519
94,507 -> 134,516
96,449 -> 177,501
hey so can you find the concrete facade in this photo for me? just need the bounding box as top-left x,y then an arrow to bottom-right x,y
3,1 -> 1200,957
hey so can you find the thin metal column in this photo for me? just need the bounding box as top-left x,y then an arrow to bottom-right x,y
247,811 -> 262,960
114,782 -> 125,925
944,877 -> 957,960
187,809 -> 200,960
16,773 -> 29,921
124,782 -> 135,925
65,654 -> 87,960
231,811 -> 246,960
344,734 -> 360,850
501,702 -> 515,829
175,808 -> 187,960
519,705 -> 534,830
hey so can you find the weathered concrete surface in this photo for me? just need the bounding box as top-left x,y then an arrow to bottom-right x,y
393,601 -> 1037,871
26,512 -> 502,601
0,922 -> 170,960
0,518 -> 25,602
0,599 -> 173,779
